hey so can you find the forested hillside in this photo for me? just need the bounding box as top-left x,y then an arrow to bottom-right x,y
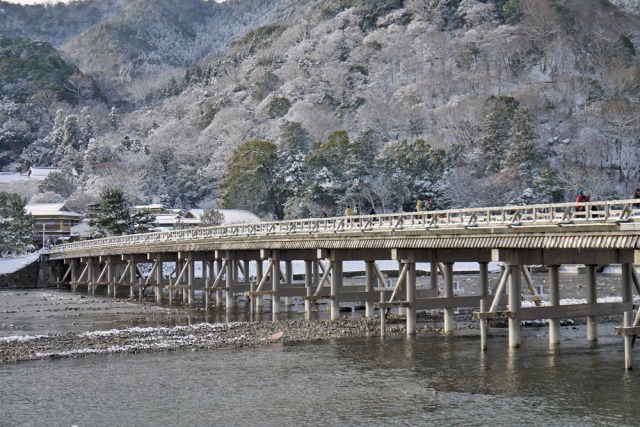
1,0 -> 639,219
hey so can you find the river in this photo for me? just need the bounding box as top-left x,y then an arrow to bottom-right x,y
1,280 -> 639,426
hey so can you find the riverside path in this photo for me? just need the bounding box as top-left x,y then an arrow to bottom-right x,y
46,199 -> 640,369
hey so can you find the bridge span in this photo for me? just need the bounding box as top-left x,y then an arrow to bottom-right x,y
46,199 -> 640,368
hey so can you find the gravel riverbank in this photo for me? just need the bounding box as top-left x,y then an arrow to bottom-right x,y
0,317 -> 383,363
0,270 -> 632,364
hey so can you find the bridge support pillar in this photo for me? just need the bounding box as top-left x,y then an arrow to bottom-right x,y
255,259 -> 264,314
549,265 -> 561,346
285,260 -> 293,308
305,260 -> 313,320
406,261 -> 416,335
187,256 -> 194,305
622,263 -> 633,370
508,264 -> 522,348
84,258 -> 92,295
156,261 -> 163,303
331,259 -> 343,321
107,260 -> 114,297
443,262 -> 455,333
479,261 -> 489,351
430,261 -> 439,316
365,261 -> 375,318
226,255 -> 234,309
70,260 -> 78,292
272,252 -> 281,320
586,264 -> 598,342
215,259 -> 223,307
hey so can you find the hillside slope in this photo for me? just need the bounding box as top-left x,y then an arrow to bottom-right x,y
1,0 -> 639,218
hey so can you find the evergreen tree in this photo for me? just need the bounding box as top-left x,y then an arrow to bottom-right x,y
479,96 -> 519,174
62,115 -> 83,150
200,209 -> 225,227
379,138 -> 448,211
505,108 -> 539,182
307,131 -> 351,210
37,172 -> 75,198
50,109 -> 65,147
88,188 -> 133,236
219,140 -> 282,218
81,108 -> 95,148
278,121 -> 309,153
131,208 -> 157,234
0,191 -> 33,254
343,131 -> 377,206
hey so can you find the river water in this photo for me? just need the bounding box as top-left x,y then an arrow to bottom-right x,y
2,324 -> 640,425
2,275 -> 640,426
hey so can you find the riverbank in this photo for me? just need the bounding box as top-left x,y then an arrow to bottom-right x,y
0,282 -> 630,364
0,317 -> 385,363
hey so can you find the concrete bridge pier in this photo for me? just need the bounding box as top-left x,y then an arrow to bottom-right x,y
225,253 -> 234,309
586,264 -> 598,342
508,264 -> 522,348
430,261 -> 439,316
187,255 -> 194,305
548,265 -> 561,346
443,262 -> 455,333
86,258 -> 95,295
330,257 -> 343,321
405,260 -> 417,335
271,252 -> 281,320
622,263 -> 633,370
284,261 -> 293,308
255,259 -> 264,313
365,261 -> 376,318
479,261 -> 489,351
304,260 -> 313,320
155,260 -> 163,303
204,259 -> 213,307
215,259 -> 223,307
70,259 -> 78,292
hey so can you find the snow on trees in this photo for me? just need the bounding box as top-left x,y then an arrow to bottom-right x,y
0,191 -> 33,255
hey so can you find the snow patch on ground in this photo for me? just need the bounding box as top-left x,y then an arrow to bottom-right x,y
0,252 -> 40,275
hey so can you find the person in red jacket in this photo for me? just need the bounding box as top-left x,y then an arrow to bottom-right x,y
575,189 -> 590,212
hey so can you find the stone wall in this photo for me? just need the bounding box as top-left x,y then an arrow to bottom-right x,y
0,258 -> 47,289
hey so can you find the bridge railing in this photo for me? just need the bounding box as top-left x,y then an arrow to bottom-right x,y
49,199 -> 639,254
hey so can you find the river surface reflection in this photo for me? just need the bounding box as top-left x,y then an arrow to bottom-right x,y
2,330 -> 639,426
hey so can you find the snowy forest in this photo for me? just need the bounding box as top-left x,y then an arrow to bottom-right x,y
0,0 -> 639,219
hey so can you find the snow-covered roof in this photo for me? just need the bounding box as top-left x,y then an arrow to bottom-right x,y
133,204 -> 165,210
27,167 -> 61,180
185,209 -> 261,224
0,172 -> 28,183
25,203 -> 83,218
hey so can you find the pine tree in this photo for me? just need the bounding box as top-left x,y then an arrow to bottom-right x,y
131,208 -> 157,234
505,108 -> 539,182
479,96 -> 519,174
200,209 -> 225,227
219,140 -> 282,218
0,191 -> 33,254
88,188 -> 133,236
81,108 -> 96,149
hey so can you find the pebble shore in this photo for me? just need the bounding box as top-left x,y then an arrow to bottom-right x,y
0,317 -> 385,363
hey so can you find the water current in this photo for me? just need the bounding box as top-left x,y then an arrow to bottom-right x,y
2,274 -> 640,427
2,325 -> 640,426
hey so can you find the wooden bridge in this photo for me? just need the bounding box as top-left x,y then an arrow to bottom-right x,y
46,199 -> 640,368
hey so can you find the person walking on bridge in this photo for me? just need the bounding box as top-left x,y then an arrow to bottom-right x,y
575,189 -> 590,212
633,188 -> 640,210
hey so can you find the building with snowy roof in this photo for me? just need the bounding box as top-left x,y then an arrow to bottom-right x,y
25,203 -> 83,246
